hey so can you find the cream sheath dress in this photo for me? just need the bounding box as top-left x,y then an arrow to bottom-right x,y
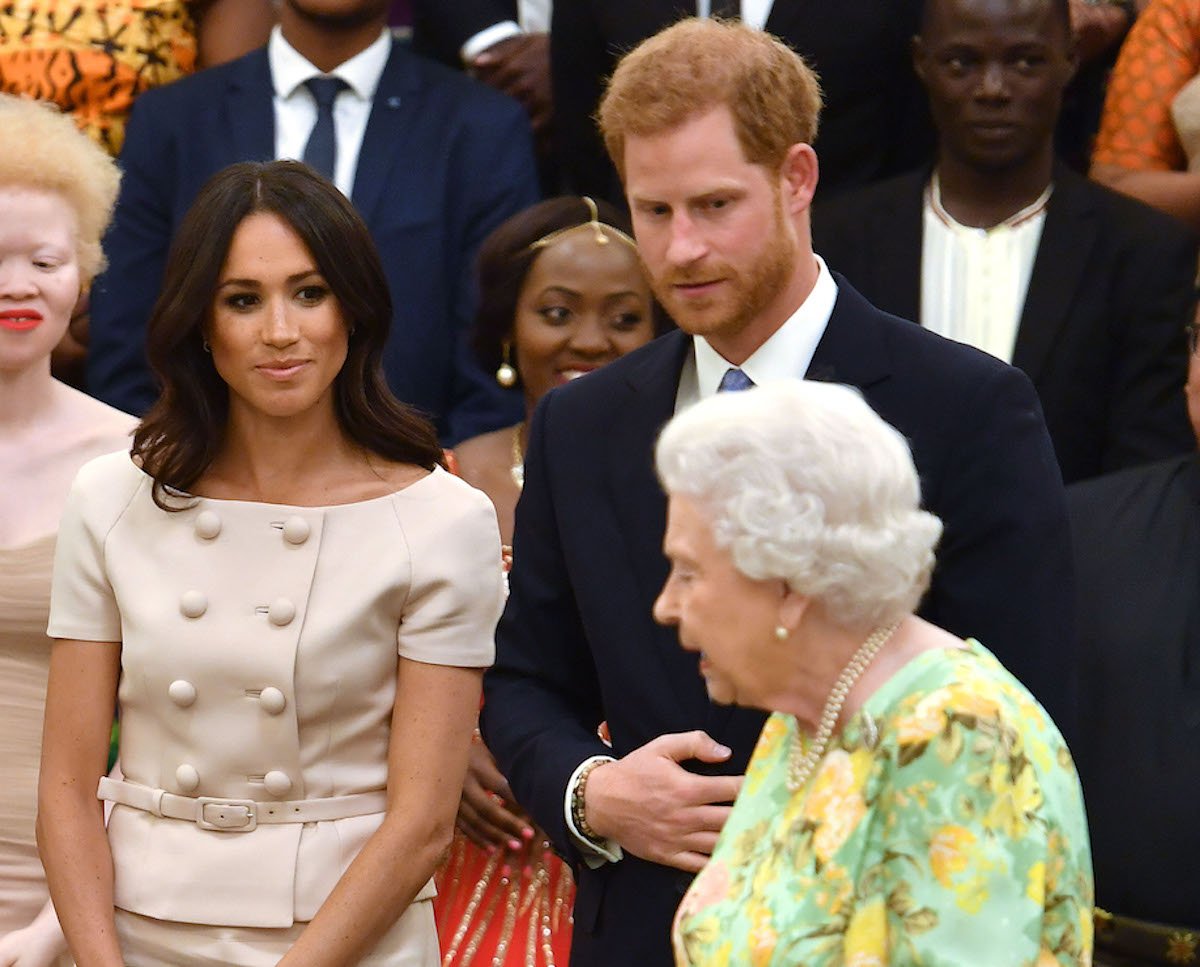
47,453 -> 504,967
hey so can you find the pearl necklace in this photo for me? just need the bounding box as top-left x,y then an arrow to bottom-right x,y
787,621 -> 900,792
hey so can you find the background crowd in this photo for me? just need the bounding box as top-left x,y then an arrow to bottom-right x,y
2,0 -> 1198,965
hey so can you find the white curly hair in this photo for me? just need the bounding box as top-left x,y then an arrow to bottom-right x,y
655,379 -> 943,630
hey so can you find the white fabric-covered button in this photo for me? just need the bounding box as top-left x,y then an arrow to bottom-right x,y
259,686 -> 286,715
194,510 -> 222,540
281,516 -> 311,545
175,764 -> 200,793
267,598 -> 296,627
263,770 -> 293,797
179,590 -> 208,619
168,680 -> 197,708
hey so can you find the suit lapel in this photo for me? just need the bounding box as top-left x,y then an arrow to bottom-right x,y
225,50 -> 275,163
351,41 -> 416,224
807,275 -> 896,391
1012,166 -> 1097,383
605,332 -> 710,718
865,172 -> 926,324
608,332 -> 688,605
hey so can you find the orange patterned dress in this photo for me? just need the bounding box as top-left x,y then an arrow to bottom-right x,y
0,1 -> 198,154
1092,0 -> 1200,172
433,767 -> 575,967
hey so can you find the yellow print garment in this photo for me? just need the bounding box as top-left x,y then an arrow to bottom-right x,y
0,1 -> 197,154
673,640 -> 1094,967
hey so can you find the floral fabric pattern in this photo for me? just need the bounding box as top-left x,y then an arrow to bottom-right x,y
673,640 -> 1093,967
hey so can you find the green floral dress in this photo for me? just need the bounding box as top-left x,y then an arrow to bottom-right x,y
672,640 -> 1093,967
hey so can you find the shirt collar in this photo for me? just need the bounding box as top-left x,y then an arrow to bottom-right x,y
268,24 -> 392,102
927,169 -> 1054,233
693,254 -> 838,398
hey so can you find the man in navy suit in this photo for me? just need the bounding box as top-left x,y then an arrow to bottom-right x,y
482,17 -> 1074,966
812,0 -> 1196,484
88,0 -> 540,443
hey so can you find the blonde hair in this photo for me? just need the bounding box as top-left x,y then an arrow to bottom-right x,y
0,94 -> 121,282
597,17 -> 823,180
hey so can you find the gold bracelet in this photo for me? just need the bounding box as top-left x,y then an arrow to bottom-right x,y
571,758 -> 607,844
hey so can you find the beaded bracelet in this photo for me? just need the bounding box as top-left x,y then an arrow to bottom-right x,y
571,758 -> 607,844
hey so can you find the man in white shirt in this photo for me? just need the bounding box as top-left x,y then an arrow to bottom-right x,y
483,17 -> 1074,966
813,0 -> 1197,483
89,0 -> 541,443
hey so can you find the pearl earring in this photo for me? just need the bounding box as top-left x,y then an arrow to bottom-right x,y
496,341 -> 518,388
774,626 -> 788,641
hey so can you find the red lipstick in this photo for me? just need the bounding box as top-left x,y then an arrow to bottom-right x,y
0,309 -> 43,332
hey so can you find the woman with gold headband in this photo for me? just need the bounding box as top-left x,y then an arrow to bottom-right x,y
434,196 -> 667,966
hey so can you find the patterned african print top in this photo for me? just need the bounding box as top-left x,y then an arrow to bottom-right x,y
0,1 -> 199,154
1093,0 -> 1200,172
672,639 -> 1094,967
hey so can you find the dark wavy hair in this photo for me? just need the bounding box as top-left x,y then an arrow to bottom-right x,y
471,195 -> 672,387
132,160 -> 444,509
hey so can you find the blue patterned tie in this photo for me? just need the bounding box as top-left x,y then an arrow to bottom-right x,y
717,367 -> 755,392
302,76 -> 348,182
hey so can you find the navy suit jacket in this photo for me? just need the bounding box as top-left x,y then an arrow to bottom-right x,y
812,165 -> 1197,483
482,275 -> 1074,966
88,39 -> 540,443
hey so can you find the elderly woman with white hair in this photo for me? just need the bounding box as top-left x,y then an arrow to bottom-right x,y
653,380 -> 1093,967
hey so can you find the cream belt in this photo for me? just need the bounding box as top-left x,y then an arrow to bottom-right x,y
98,776 -> 387,833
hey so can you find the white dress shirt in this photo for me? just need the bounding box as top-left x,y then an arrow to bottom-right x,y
920,173 -> 1051,364
268,25 -> 392,198
696,0 -> 774,28
675,254 -> 838,412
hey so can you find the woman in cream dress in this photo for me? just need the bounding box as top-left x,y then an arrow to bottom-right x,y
0,94 -> 134,967
38,160 -> 504,967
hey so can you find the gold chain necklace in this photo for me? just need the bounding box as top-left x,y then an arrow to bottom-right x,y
787,621 -> 900,792
510,423 -> 525,490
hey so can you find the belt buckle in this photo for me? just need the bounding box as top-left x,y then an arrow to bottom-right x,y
195,797 -> 258,832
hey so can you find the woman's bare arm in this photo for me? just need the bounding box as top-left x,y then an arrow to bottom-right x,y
278,660 -> 484,966
36,639 -> 122,967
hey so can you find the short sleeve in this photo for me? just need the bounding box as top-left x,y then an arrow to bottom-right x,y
47,457 -> 134,642
394,474 -> 504,667
1092,0 -> 1200,171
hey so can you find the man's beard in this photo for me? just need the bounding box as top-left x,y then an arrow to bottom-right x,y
649,213 -> 796,341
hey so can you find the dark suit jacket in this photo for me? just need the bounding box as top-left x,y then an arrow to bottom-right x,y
1067,456 -> 1200,928
411,0 -> 518,66
482,276 -> 1074,966
811,165 -> 1197,483
551,0 -> 933,205
87,39 -> 540,444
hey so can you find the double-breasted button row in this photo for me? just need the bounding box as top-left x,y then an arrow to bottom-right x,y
172,763 -> 295,797
192,511 -> 312,546
166,681 -> 287,715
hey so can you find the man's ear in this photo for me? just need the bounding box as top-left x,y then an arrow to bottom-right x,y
781,141 -> 819,215
912,34 -> 929,84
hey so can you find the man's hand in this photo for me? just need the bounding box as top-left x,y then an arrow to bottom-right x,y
584,731 -> 743,873
456,738 -> 535,850
473,33 -> 552,135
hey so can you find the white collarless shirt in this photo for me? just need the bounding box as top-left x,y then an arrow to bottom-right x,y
268,25 -> 392,198
920,172 -> 1051,364
675,254 -> 839,412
